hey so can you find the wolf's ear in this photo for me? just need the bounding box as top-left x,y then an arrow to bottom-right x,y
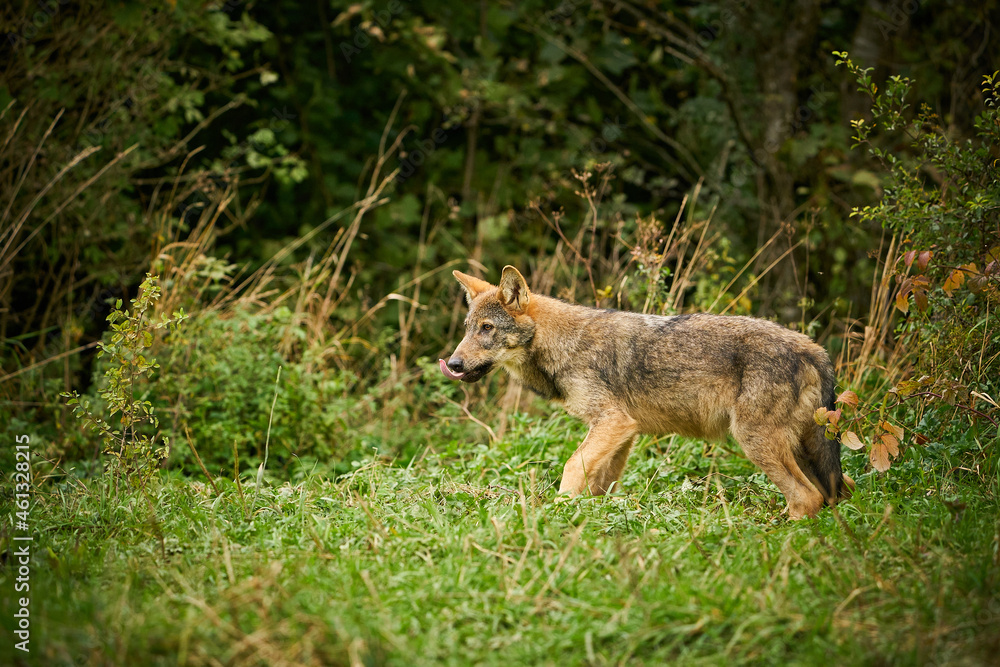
499,265 -> 530,313
453,270 -> 493,304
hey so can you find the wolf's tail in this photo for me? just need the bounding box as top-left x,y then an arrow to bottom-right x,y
801,363 -> 847,505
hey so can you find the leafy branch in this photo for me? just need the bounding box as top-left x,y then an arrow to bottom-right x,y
62,274 -> 187,488
816,390 -> 905,473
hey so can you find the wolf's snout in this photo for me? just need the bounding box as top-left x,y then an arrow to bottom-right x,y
438,357 -> 466,380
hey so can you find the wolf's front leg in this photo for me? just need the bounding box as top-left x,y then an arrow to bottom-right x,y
558,410 -> 638,496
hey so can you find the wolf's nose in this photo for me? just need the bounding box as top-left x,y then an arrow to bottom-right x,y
447,358 -> 465,373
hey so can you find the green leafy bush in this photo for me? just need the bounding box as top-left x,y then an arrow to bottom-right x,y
150,306 -> 480,478
62,275 -> 186,488
831,53 -> 1000,469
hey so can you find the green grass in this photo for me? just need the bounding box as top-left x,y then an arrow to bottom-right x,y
2,412 -> 999,666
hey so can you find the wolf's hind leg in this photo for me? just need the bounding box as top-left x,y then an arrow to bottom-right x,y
841,473 -> 856,499
731,424 -> 825,519
795,424 -> 847,506
559,410 -> 638,496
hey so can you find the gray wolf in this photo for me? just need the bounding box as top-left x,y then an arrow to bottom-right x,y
440,266 -> 854,519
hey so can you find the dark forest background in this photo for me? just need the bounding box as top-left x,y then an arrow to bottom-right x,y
1,0 -> 998,477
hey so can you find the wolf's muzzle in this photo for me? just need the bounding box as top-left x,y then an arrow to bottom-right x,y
438,357 -> 492,383
440,357 -> 465,380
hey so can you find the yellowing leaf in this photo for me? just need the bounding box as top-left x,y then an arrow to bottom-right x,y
943,269 -> 965,295
895,290 -> 910,313
881,421 -> 904,441
842,431 -> 865,450
814,406 -> 829,425
871,441 -> 891,472
880,433 -> 900,457
837,390 -> 859,408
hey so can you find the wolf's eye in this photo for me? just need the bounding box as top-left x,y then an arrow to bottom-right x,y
481,322 -> 494,332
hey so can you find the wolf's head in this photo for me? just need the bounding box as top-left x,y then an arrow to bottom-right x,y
440,266 -> 536,383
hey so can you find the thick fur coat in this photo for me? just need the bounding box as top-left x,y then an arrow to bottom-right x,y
442,266 -> 853,519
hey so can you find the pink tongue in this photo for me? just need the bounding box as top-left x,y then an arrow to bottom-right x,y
439,358 -> 465,380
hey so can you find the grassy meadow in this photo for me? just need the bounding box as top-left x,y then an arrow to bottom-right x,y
3,406 -> 999,665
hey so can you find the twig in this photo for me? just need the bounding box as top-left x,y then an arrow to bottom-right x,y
0,107 -> 65,233
528,26 -> 703,181
719,239 -> 804,315
251,366 -> 282,513
2,144 -> 139,273
444,395 -> 497,443
903,392 -> 998,426
0,341 -> 100,385
184,425 -> 220,496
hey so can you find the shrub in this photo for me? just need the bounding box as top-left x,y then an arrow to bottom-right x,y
830,54 -> 1000,469
151,306 -> 480,478
62,274 -> 186,488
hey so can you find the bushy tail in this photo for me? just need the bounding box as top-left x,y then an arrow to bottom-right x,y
801,363 -> 847,505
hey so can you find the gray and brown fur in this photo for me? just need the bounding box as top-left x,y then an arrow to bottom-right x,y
444,266 -> 854,519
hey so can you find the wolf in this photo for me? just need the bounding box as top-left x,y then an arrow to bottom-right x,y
440,266 -> 854,519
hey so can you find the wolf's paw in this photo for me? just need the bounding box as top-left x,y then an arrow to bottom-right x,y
554,490 -> 582,504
